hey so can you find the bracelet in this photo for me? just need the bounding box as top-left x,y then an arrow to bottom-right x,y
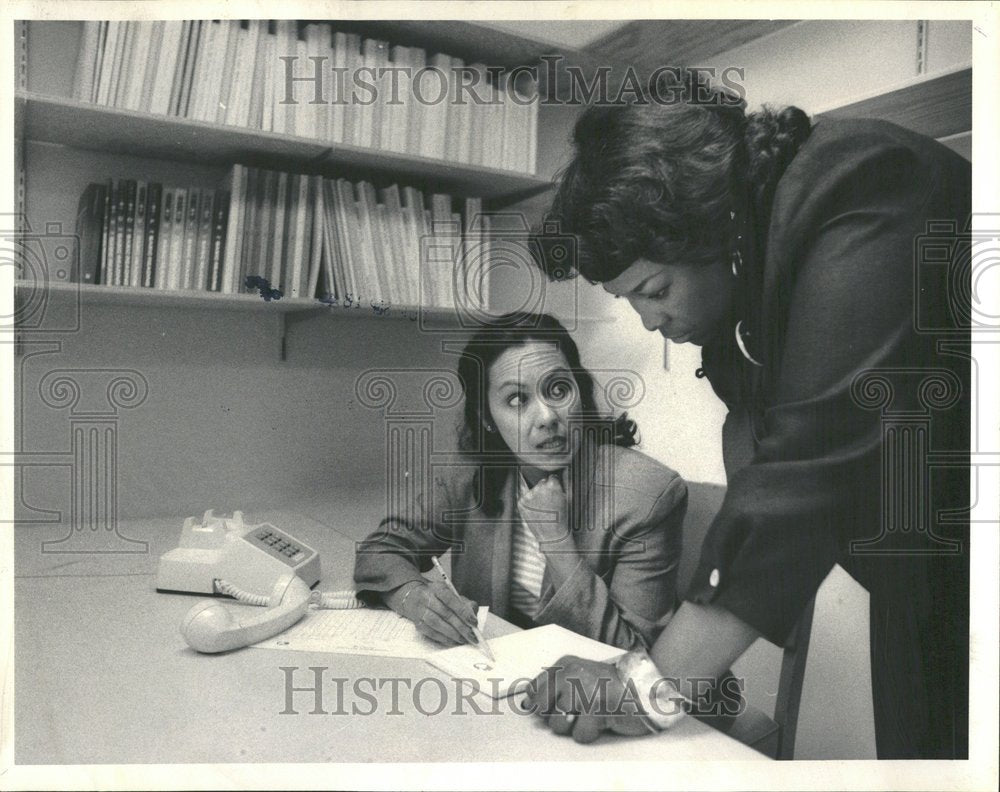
398,581 -> 423,613
613,648 -> 688,732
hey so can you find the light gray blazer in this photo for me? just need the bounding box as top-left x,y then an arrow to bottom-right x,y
353,444 -> 687,650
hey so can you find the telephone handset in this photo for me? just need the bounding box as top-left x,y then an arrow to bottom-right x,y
157,510 -> 363,653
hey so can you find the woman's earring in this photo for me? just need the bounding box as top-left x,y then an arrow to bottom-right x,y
485,423 -> 495,433
730,210 -> 743,277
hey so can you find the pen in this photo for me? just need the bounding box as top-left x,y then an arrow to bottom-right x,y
431,556 -> 496,662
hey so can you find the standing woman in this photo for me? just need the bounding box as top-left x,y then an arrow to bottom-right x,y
525,73 -> 969,758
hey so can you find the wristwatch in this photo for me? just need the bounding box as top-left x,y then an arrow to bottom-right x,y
613,648 -> 688,731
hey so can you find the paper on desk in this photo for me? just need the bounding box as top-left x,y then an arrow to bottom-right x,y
252,605 -> 489,660
425,623 -> 626,699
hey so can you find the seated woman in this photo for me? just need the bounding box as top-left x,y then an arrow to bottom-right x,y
353,312 -> 687,651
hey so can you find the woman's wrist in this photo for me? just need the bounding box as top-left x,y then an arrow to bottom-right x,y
613,648 -> 688,731
385,580 -> 425,616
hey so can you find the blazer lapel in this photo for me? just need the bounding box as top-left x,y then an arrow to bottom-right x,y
490,473 -> 516,619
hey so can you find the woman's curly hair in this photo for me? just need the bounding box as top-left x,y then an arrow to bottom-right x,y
548,71 -> 812,282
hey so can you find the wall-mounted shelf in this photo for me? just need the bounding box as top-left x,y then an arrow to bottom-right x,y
813,65 -> 971,140
15,280 -> 468,319
15,91 -> 554,205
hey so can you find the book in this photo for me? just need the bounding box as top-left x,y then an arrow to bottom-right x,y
75,182 -> 106,283
207,191 -> 226,291
123,22 -> 154,111
329,30 -> 347,143
261,24 -> 276,132
335,178 -> 365,301
342,33 -> 362,146
95,21 -> 120,106
168,188 -> 187,290
379,185 -> 414,304
149,21 -> 183,115
111,179 -> 127,286
138,22 -> 164,114
155,187 -> 173,289
216,20 -> 241,123
130,181 -> 147,287
466,62 -> 488,167
119,179 -> 136,286
108,21 -> 131,108
452,56 -> 473,164
269,171 -> 288,291
97,179 -> 112,284
257,170 -> 276,283
72,21 -> 102,102
180,188 -> 200,289
317,180 -> 341,300
168,20 -> 194,116
287,174 -> 310,298
247,20 -> 269,129
184,20 -> 206,116
220,165 -> 246,293
142,182 -> 162,288
274,21 -> 298,136
225,22 -> 250,126
307,175 -> 325,299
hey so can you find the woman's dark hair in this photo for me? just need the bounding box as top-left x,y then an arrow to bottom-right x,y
547,70 -> 812,282
456,312 -> 637,516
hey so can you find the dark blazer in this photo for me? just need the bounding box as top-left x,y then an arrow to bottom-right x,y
689,118 -> 970,757
354,443 -> 688,650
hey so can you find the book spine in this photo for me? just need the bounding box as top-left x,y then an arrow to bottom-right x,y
143,183 -> 162,288
112,180 -> 127,286
131,181 -> 147,287
99,178 -> 113,285
74,183 -> 105,283
108,21 -> 132,108
208,190 -> 229,291
72,21 -> 102,102
149,21 -> 182,115
95,21 -> 120,105
123,22 -> 153,111
307,175 -> 324,299
180,188 -> 200,289
164,188 -> 182,289
215,21 -> 240,123
220,165 -> 244,293
138,21 -> 164,114
155,188 -> 173,289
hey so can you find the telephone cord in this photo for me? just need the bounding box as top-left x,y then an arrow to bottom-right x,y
214,579 -> 366,609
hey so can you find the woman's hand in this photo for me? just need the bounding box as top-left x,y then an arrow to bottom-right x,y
518,475 -> 570,545
385,581 -> 480,647
521,655 -> 651,743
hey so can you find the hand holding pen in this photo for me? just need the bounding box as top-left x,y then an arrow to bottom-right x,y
387,559 -> 495,661
430,556 -> 496,662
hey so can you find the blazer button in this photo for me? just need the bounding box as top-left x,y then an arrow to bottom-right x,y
709,568 -> 720,588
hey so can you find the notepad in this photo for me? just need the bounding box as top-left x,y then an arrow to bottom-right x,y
425,623 -> 627,699
252,605 -> 489,660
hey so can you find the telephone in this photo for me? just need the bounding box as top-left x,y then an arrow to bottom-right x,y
157,510 -> 363,653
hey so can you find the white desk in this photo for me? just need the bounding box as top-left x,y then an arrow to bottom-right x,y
14,506 -> 766,764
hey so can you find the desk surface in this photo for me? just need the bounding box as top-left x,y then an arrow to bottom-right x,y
14,506 -> 764,764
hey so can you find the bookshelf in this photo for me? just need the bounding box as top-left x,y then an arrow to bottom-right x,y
14,19 -> 565,330
812,64 -> 972,142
